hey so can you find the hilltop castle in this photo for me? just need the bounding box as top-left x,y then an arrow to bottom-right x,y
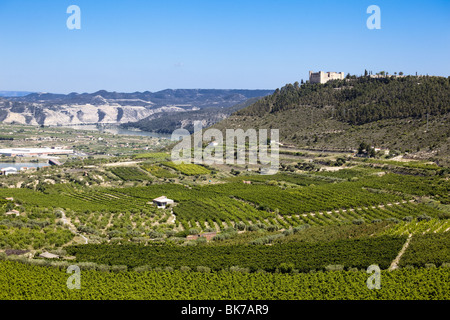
309,71 -> 345,84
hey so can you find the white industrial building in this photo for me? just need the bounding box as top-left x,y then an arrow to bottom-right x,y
0,147 -> 73,157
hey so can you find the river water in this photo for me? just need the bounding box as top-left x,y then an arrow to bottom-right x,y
57,124 -> 175,139
0,162 -> 49,170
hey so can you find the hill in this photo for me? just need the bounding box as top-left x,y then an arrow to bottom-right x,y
123,97 -> 263,134
213,76 -> 450,164
0,89 -> 273,127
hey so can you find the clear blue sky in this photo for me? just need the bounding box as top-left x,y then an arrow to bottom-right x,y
0,0 -> 449,93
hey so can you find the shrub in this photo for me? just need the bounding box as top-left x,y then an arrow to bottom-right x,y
266,225 -> 279,232
277,262 -> 295,274
402,216 -> 413,222
97,264 -> 111,272
77,262 -> 98,270
188,228 -> 201,235
111,265 -> 127,272
223,227 -> 236,233
134,265 -> 152,272
165,230 -> 176,238
437,212 -> 450,220
293,225 -> 310,233
417,214 -> 432,222
247,225 -> 260,232
235,222 -> 246,231
180,266 -> 191,272
325,265 -> 344,272
256,223 -> 267,230
196,266 -> 211,273
248,238 -> 265,245
352,219 -> 364,225
174,230 -> 190,238
230,266 -> 250,273
425,263 -> 436,269
49,261 -> 70,270
386,217 -> 401,224
195,237 -> 207,244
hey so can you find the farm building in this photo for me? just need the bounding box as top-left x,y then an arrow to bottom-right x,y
152,196 -> 174,209
39,252 -> 59,259
186,232 -> 217,241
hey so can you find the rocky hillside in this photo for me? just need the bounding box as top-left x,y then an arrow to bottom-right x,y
123,97 -> 263,134
0,89 -> 273,127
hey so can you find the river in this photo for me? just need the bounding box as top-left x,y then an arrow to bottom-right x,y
57,124 -> 176,139
0,162 -> 49,170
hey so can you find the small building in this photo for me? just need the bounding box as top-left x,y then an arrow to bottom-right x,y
5,197 -> 14,201
200,232 -> 217,241
39,252 -> 59,259
186,234 -> 201,241
0,167 -> 18,176
243,180 -> 252,185
152,196 -> 174,209
186,232 -> 217,241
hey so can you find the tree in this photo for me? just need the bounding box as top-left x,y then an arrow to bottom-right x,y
399,71 -> 404,76
364,69 -> 368,77
358,142 -> 368,154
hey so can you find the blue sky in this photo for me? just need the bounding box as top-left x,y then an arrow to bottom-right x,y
0,0 -> 449,93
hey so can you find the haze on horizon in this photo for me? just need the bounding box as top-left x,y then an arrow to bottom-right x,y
0,0 -> 449,94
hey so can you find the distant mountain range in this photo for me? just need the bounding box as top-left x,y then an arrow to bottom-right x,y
0,91 -> 35,97
0,89 -> 273,128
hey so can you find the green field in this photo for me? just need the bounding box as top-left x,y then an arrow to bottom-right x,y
162,162 -> 210,175
1,260 -> 449,300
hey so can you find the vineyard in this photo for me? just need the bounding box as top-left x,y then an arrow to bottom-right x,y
140,164 -> 178,178
108,166 -> 152,181
66,236 -> 406,272
0,173 -> 447,235
162,162 -> 210,175
133,152 -> 171,161
399,233 -> 450,268
1,260 -> 449,300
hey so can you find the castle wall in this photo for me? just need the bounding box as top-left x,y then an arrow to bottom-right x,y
309,71 -> 344,84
